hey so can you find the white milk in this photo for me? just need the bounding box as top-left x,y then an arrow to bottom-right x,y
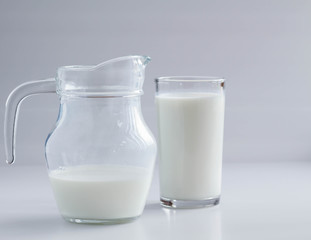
49,165 -> 152,220
156,93 -> 225,200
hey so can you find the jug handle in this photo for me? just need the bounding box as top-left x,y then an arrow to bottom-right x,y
4,79 -> 56,164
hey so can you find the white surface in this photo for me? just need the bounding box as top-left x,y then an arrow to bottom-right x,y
156,93 -> 224,199
1,161 -> 311,240
49,165 -> 152,220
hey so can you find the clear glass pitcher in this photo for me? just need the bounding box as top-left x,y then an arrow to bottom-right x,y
4,55 -> 157,224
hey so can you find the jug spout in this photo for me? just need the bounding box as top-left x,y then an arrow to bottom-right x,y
95,55 -> 151,68
57,55 -> 151,97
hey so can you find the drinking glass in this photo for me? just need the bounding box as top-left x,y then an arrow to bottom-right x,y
155,76 -> 225,208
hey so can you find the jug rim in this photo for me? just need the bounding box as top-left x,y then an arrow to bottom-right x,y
58,55 -> 151,72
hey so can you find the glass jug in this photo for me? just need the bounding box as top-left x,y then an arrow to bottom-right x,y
4,56 -> 157,224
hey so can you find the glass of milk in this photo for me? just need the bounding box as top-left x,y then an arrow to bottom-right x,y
155,76 -> 225,208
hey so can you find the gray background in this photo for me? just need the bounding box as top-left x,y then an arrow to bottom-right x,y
1,0 -> 311,166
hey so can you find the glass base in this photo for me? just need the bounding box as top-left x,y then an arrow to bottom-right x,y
63,215 -> 139,224
160,196 -> 220,209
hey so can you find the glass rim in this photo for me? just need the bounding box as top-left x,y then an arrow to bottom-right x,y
155,76 -> 225,83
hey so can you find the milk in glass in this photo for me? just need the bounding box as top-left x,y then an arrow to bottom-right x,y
156,93 -> 225,200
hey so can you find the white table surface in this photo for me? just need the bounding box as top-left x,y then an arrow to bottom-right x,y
1,161 -> 311,240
